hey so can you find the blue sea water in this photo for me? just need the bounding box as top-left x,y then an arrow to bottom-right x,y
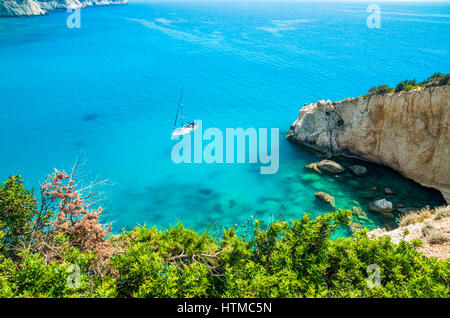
0,1 -> 448,236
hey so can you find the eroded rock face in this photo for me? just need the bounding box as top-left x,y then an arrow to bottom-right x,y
0,0 -> 128,17
287,85 -> 450,203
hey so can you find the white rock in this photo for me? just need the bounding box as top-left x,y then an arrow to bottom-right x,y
368,199 -> 393,213
0,0 -> 128,16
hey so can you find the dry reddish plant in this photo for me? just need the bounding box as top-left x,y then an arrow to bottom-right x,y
39,163 -> 117,274
14,160 -> 119,276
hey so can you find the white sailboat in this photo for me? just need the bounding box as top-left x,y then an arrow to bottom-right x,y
171,91 -> 198,136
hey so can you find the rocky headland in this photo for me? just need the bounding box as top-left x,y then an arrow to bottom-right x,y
287,85 -> 450,204
0,0 -> 128,17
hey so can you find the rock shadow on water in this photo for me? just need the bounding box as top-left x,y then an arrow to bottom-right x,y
83,113 -> 100,122
73,140 -> 85,149
118,181 -> 255,231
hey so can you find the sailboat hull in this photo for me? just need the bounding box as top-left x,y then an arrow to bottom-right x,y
171,125 -> 198,136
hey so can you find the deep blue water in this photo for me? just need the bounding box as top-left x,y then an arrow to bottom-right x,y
0,1 -> 448,236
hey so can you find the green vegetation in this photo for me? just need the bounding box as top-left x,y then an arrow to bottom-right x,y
366,72 -> 450,96
368,85 -> 395,95
395,79 -> 419,92
0,173 -> 449,298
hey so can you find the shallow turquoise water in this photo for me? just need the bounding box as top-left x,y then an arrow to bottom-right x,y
0,1 -> 448,236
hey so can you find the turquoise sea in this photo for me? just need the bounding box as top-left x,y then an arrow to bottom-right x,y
0,1 -> 448,236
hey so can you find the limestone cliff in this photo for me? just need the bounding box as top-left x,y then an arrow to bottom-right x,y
0,0 -> 127,17
287,85 -> 450,203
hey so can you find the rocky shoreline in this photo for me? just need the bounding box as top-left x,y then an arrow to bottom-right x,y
304,155 -> 449,259
368,206 -> 450,259
304,157 -> 408,231
0,0 -> 128,17
287,85 -> 450,204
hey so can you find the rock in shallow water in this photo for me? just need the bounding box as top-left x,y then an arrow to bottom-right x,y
315,191 -> 335,207
381,212 -> 395,220
352,206 -> 367,219
368,199 -> 393,213
316,160 -> 344,174
397,207 -> 420,214
349,222 -> 363,234
349,165 -> 368,176
305,162 -> 321,173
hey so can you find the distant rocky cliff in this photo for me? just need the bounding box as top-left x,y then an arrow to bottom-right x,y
0,0 -> 127,17
287,85 -> 450,203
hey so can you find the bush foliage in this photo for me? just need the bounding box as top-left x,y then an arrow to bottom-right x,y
0,175 -> 449,298
366,72 -> 450,96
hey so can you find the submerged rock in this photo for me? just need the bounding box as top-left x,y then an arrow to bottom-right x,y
305,162 -> 321,173
83,113 -> 100,122
384,187 -> 395,195
369,199 -> 394,213
198,188 -> 213,196
349,222 -> 363,234
398,207 -> 419,214
382,221 -> 395,231
314,192 -> 335,207
349,165 -> 368,176
316,160 -> 344,174
352,206 -> 367,219
381,212 -> 395,220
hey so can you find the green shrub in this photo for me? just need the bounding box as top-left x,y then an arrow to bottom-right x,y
439,74 -> 450,86
1,177 -> 449,298
0,176 -> 42,255
395,81 -> 407,92
422,72 -> 444,87
405,84 -> 420,91
368,85 -> 394,95
370,73 -> 449,96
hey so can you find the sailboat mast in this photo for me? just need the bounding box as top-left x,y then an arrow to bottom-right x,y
173,90 -> 183,129
180,92 -> 184,127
